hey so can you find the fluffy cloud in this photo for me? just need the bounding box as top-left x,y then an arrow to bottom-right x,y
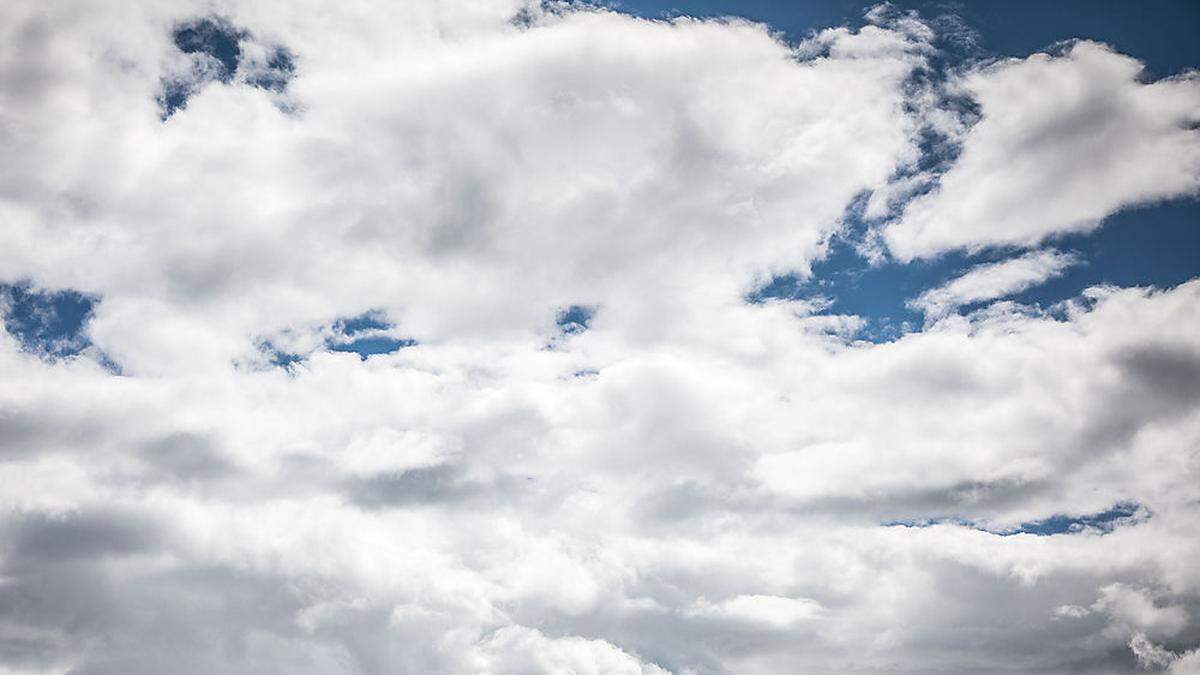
0,0 -> 928,375
470,626 -> 669,675
0,1 -> 1198,673
1129,634 -> 1200,674
684,594 -> 823,630
883,40 -> 1200,260
1094,584 -> 1190,640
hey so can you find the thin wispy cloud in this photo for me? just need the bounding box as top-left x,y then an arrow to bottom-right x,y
908,248 -> 1079,319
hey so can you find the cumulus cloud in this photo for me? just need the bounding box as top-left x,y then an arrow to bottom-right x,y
684,595 -> 823,630
1094,584 -> 1189,641
1129,633 -> 1200,674
883,40 -> 1200,260
0,0 -> 931,375
0,1 -> 1198,673
1174,650 -> 1200,675
470,626 -> 669,675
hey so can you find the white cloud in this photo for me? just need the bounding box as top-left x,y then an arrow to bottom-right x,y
1094,583 -> 1189,640
1174,650 -> 1200,675
1129,633 -> 1200,674
908,248 -> 1079,318
1055,604 -> 1092,619
470,626 -> 669,675
0,1 -> 1198,673
883,40 -> 1200,260
685,594 -> 823,629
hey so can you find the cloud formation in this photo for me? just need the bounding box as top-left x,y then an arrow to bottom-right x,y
908,248 -> 1078,319
0,1 -> 1197,673
883,40 -> 1200,259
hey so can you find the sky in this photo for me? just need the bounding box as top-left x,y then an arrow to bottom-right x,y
0,1 -> 1198,673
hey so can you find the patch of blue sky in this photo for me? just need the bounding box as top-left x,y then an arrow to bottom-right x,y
746,191 -> 997,341
1,283 -> 96,358
262,343 -> 305,370
172,17 -> 244,82
885,501 -> 1145,537
157,80 -> 193,120
0,282 -> 120,371
1003,501 -> 1143,536
259,310 -> 416,369
556,305 -> 596,335
335,311 -> 391,336
1006,199 -> 1200,309
541,305 -> 598,352
328,336 -> 417,361
160,17 -> 297,119
749,197 -> 1200,342
601,0 -> 864,45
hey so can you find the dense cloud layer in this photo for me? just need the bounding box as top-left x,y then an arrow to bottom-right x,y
1,1 -> 1198,673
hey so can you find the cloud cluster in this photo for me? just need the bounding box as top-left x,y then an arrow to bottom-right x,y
882,40 -> 1200,260
0,1 -> 1197,673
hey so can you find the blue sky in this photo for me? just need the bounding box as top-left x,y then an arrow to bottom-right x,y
615,0 -> 1200,74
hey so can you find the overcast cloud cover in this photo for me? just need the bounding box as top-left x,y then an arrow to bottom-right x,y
1,0 -> 1199,673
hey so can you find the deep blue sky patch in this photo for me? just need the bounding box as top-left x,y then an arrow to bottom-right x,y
160,17 -> 296,118
556,305 -> 595,335
1,283 -> 99,360
172,17 -> 244,82
612,0 -> 1200,77
327,310 -> 416,361
244,46 -> 296,93
335,311 -> 391,336
328,336 -> 417,361
749,198 -> 1200,342
1001,501 -> 1144,536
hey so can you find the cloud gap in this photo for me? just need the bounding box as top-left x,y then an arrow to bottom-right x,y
555,305 -> 596,335
885,501 -> 1148,537
159,16 -> 297,119
252,310 -> 417,369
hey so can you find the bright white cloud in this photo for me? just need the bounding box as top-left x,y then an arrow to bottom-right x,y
0,0 -> 930,376
470,626 -> 669,675
883,40 -> 1200,260
1129,633 -> 1200,674
685,594 -> 823,629
0,1 -> 1198,674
